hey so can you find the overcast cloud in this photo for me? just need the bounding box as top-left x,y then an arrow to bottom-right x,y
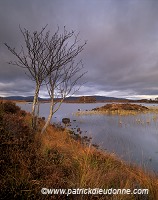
1,0 -> 158,99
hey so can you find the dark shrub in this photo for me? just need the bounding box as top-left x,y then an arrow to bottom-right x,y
3,102 -> 20,114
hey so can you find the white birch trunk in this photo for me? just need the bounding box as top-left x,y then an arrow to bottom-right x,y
32,84 -> 40,129
41,98 -> 54,134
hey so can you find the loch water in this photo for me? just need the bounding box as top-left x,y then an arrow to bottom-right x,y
18,102 -> 158,173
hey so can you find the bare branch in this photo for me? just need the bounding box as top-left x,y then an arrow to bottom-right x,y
5,25 -> 87,132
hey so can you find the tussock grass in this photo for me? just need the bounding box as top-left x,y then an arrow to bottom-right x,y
1,101 -> 158,199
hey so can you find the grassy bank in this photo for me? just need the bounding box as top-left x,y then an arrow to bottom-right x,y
0,101 -> 158,199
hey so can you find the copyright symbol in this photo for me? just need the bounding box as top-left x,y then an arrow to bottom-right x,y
41,188 -> 48,195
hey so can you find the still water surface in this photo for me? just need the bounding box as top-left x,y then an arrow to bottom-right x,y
18,102 -> 158,173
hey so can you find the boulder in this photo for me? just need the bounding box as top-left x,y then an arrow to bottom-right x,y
62,118 -> 70,125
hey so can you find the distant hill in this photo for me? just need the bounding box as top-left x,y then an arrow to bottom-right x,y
2,96 -> 50,101
1,95 -> 127,102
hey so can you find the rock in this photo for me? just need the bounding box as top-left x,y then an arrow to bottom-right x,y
62,118 -> 70,125
77,128 -> 81,132
42,117 -> 45,120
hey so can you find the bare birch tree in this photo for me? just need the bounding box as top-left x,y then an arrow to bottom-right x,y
5,25 -> 86,132
4,26 -> 60,129
41,29 -> 87,133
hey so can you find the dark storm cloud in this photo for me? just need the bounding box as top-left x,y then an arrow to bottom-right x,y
0,78 -> 35,96
1,0 -> 158,98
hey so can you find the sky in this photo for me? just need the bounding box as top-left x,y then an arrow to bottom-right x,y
1,0 -> 158,99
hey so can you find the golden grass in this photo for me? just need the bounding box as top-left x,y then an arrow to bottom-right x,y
1,101 -> 158,199
37,123 -> 158,199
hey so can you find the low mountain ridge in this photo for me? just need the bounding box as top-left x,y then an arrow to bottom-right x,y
1,95 -> 126,102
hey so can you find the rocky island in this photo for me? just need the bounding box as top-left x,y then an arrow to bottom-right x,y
92,103 -> 149,112
76,103 -> 151,116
